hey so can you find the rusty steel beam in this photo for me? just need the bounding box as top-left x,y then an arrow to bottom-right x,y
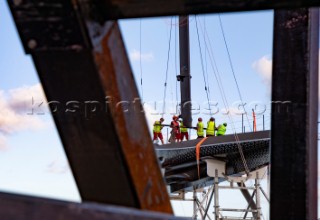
6,1 -> 320,220
271,8 -> 319,220
8,0 -> 172,213
77,0 -> 320,19
0,192 -> 183,220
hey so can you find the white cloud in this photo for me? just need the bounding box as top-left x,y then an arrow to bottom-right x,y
143,103 -> 175,143
143,103 -> 160,135
0,84 -> 48,149
253,52 -> 320,104
46,160 -> 70,174
220,106 -> 247,116
252,55 -> 272,90
8,84 -> 47,113
0,134 -> 7,151
130,49 -> 154,62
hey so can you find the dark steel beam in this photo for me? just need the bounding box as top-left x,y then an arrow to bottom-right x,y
178,16 -> 192,127
78,0 -> 320,19
0,192 -> 183,220
271,8 -> 319,220
156,131 -> 270,192
8,0 -> 172,213
237,183 -> 258,219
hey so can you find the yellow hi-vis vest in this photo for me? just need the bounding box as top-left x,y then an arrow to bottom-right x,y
180,122 -> 188,133
197,122 -> 204,137
217,124 -> 226,136
153,121 -> 162,133
206,121 -> 215,136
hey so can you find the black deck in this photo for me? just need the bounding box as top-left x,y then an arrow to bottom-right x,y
155,131 -> 270,192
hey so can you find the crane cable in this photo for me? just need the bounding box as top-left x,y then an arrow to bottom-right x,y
162,17 -> 173,117
198,16 -> 250,174
218,15 -> 252,132
195,16 -> 212,115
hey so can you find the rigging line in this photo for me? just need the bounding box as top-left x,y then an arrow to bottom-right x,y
203,17 -> 211,100
200,24 -> 230,113
139,19 -> 144,101
199,20 -> 250,174
198,19 -> 236,119
162,17 -> 173,117
175,16 -> 179,110
195,16 -> 212,115
198,19 -> 230,114
199,22 -> 230,113
218,14 -> 252,132
198,20 -> 250,172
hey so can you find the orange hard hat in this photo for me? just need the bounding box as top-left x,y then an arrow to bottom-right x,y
173,115 -> 178,120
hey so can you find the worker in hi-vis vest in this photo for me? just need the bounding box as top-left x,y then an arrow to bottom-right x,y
206,117 -> 216,137
216,123 -> 227,136
153,118 -> 164,144
169,115 -> 180,143
195,117 -> 204,139
179,119 -> 189,141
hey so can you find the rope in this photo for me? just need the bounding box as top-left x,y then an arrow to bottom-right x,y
175,16 -> 179,111
195,16 -> 212,115
199,19 -> 249,170
198,17 -> 250,174
162,17 -> 173,117
203,17 -> 211,101
218,15 -> 252,132
139,19 -> 144,101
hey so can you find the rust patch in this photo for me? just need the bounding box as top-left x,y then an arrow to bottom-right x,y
92,21 -> 172,213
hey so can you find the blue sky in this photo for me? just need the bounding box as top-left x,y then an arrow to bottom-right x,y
0,1 -> 317,218
120,12 -> 273,134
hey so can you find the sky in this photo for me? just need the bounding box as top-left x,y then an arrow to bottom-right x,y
121,13 -> 273,129
0,1 -> 318,219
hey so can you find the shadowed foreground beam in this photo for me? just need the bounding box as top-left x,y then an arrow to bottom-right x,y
8,0 -> 172,213
271,8 -> 319,220
81,0 -> 320,19
0,192 -> 183,220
